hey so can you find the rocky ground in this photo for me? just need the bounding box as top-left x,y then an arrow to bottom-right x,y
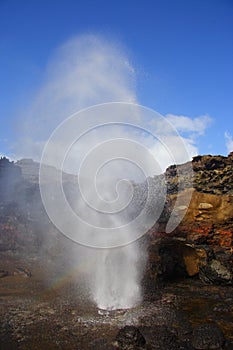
0,250 -> 233,350
0,153 -> 233,349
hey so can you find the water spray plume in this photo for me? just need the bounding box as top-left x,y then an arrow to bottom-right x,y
39,102 -> 193,310
16,34 -> 193,310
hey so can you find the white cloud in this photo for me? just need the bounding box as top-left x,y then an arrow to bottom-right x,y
165,114 -> 212,136
225,132 -> 233,154
147,113 -> 212,171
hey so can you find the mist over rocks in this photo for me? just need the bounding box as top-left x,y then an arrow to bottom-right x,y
0,157 -> 51,252
0,157 -> 22,203
0,153 -> 233,348
1,152 -> 233,262
16,158 -> 76,184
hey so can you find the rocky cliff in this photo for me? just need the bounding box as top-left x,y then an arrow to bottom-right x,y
163,152 -> 233,248
145,152 -> 233,289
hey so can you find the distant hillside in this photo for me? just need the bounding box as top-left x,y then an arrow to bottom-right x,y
16,158 -> 76,184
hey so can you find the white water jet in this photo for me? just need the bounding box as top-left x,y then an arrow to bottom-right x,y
39,104 -> 167,311
72,174 -> 149,310
92,245 -> 142,310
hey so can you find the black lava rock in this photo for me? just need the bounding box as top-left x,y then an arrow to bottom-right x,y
199,259 -> 232,285
115,325 -> 146,349
140,325 -> 187,350
191,323 -> 225,349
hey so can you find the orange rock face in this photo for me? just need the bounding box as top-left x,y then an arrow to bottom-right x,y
176,190 -> 233,248
160,153 -> 233,250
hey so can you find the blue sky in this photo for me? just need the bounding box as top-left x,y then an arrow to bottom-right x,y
0,0 -> 233,159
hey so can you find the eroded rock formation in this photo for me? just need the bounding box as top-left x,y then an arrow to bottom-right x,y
146,152 -> 233,288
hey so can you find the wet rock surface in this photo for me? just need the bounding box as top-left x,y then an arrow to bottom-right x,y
140,325 -> 190,350
0,251 -> 232,349
191,323 -> 225,349
114,325 -> 146,349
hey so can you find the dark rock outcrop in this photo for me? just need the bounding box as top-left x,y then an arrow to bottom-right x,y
199,258 -> 232,285
114,326 -> 146,349
0,157 -> 22,203
165,153 -> 233,195
145,153 -> 233,289
0,158 -> 52,252
140,325 -> 192,350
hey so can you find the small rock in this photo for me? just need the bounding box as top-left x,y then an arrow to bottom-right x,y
199,259 -> 232,285
0,270 -> 9,278
115,325 -> 146,349
176,206 -> 188,211
224,339 -> 233,350
140,325 -> 184,350
183,249 -> 200,276
198,203 -> 213,210
15,267 -> 32,277
191,323 -> 224,349
90,338 -> 115,349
